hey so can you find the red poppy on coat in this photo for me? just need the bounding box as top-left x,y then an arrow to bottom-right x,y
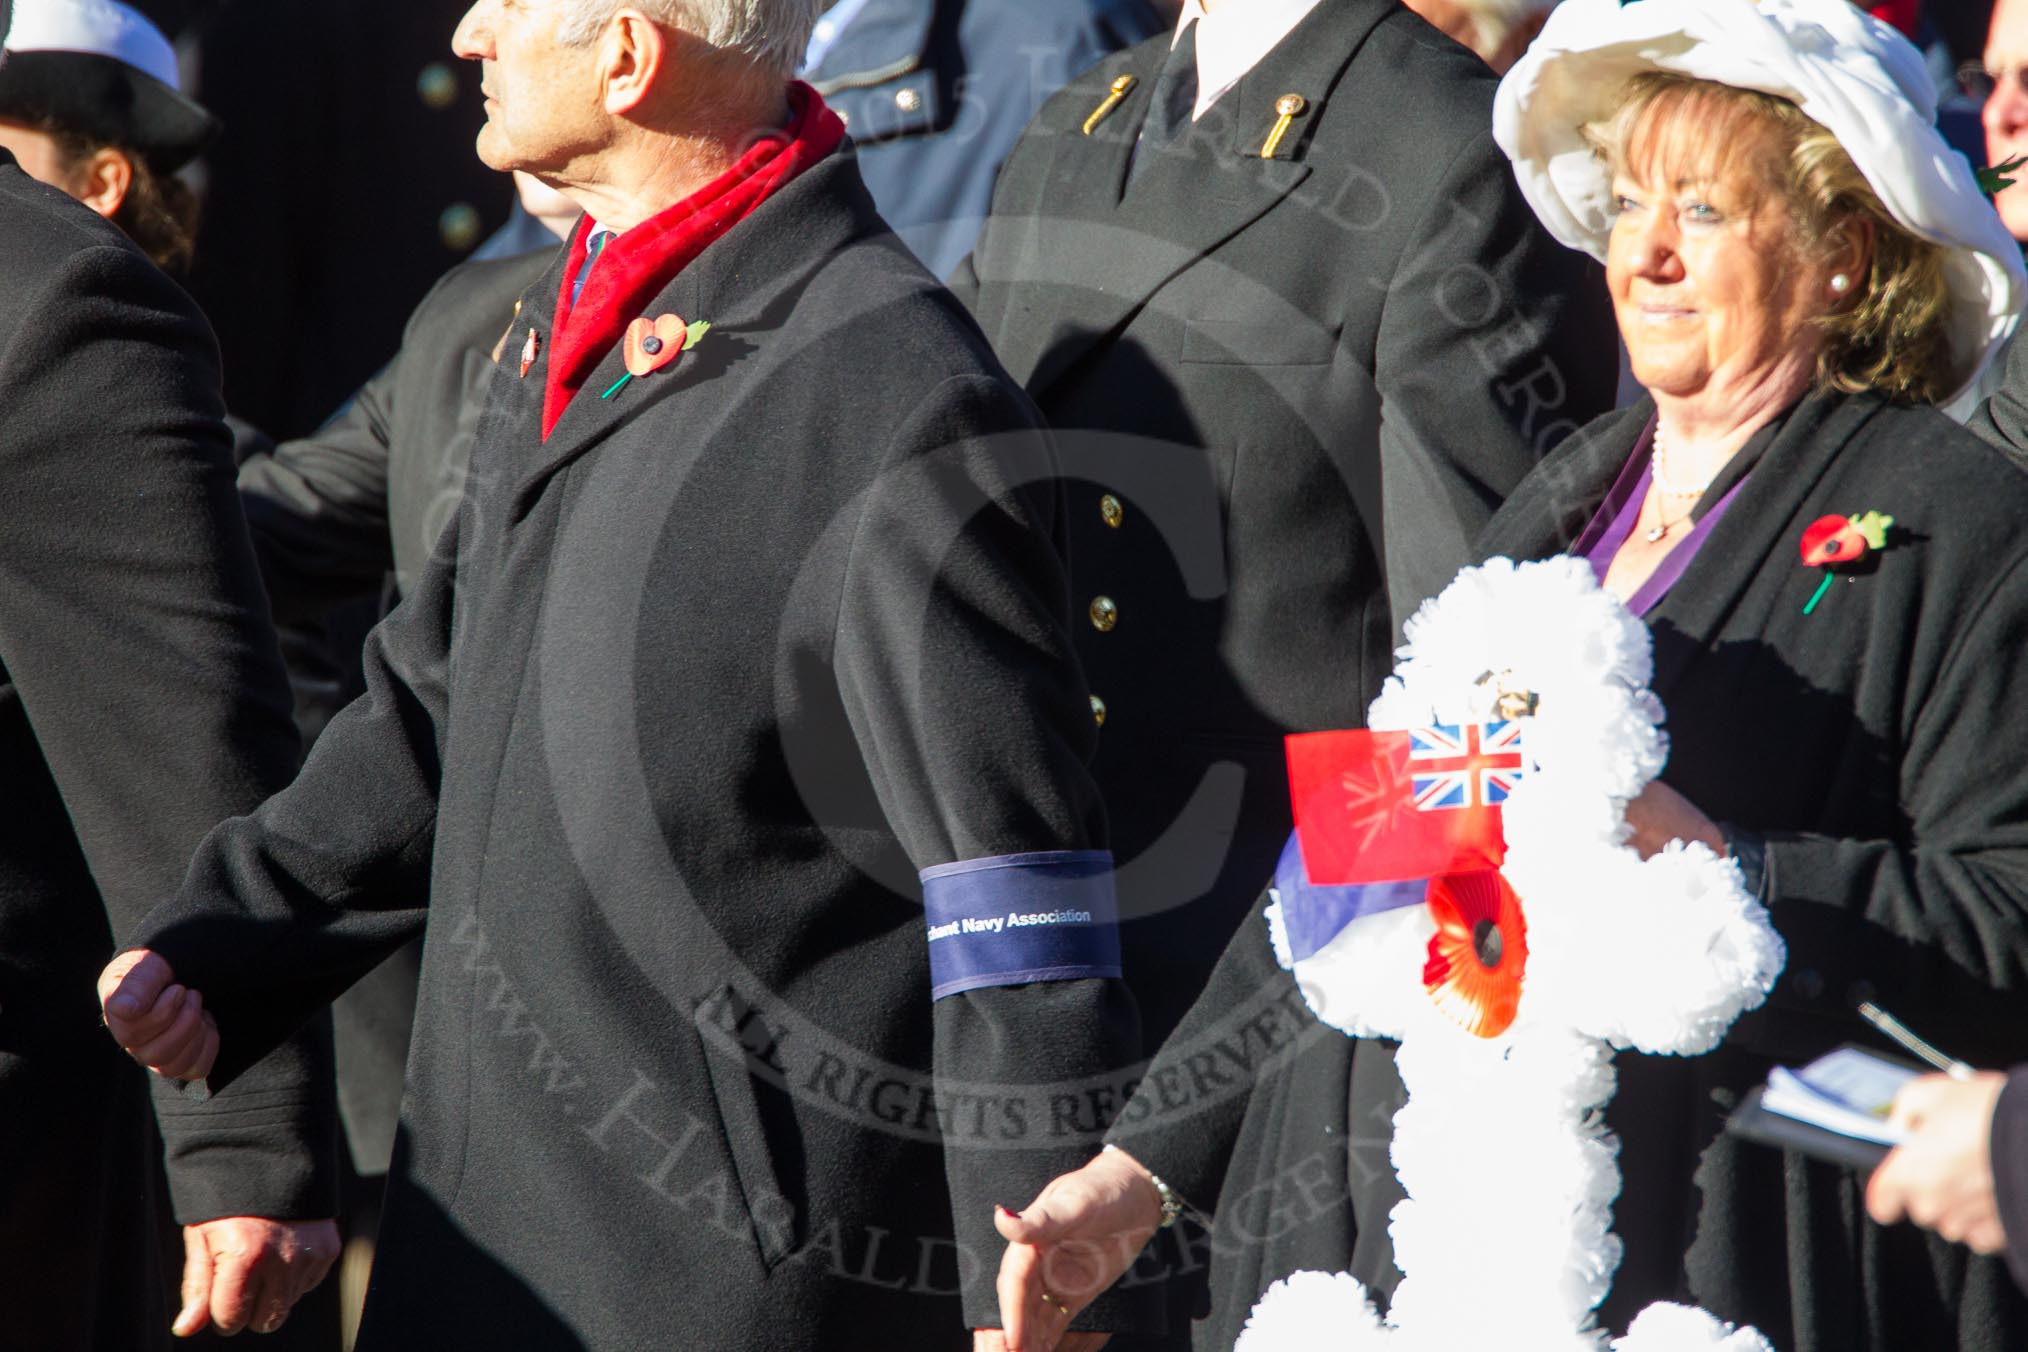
624,315 -> 688,378
1799,514 -> 1869,567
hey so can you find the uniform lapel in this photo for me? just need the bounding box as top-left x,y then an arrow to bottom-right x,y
1643,393 -> 1884,699
1011,0 -> 1390,398
982,43 -> 1161,389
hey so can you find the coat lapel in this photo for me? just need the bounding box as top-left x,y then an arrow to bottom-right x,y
1003,0 -> 1392,397
501,158 -> 875,517
1476,393 -> 1886,700
1642,393 -> 1885,698
510,268 -> 709,509
1476,401 -> 1651,561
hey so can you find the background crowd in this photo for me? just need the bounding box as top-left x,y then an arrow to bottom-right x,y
13,0 -> 2028,1350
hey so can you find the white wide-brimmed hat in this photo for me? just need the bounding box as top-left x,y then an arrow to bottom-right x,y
1493,0 -> 2025,403
0,0 -> 216,169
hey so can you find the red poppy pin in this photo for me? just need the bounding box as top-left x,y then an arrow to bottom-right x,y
1799,510 -> 1893,614
601,316 -> 712,400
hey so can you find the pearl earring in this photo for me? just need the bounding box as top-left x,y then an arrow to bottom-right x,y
1830,274 -> 1850,295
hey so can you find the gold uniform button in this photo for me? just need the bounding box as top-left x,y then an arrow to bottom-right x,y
1276,93 -> 1308,117
1099,494 -> 1124,529
1090,694 -> 1108,727
1089,596 -> 1119,632
895,88 -> 922,113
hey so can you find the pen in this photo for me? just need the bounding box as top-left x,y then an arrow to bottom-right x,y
1856,1000 -> 1975,1081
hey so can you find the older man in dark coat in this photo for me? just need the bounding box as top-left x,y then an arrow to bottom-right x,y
102,0 -> 1146,1348
0,4 -> 341,1346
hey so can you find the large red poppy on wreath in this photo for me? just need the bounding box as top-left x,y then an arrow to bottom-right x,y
1422,870 -> 1529,1038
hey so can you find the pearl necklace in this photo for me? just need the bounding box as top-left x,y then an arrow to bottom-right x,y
1644,425 -> 1707,543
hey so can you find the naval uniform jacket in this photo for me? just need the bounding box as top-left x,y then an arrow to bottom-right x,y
0,157 -> 337,1350
1109,391 -> 2028,1350
950,0 -> 1619,1048
132,152 -> 1151,1347
804,0 -> 1162,278
238,249 -> 555,1177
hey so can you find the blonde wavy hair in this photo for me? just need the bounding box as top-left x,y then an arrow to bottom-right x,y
1586,72 -> 1956,405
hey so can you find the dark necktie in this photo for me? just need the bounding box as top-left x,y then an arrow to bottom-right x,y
571,228 -> 614,308
1127,21 -> 1199,190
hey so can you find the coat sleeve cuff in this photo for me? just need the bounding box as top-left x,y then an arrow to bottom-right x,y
1990,1066 -> 2028,1295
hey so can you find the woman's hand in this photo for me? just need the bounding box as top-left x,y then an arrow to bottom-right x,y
993,1147 -> 1166,1352
1623,780 -> 1725,860
1866,1071 -> 2010,1253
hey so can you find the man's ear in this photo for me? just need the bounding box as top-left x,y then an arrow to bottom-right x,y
600,9 -> 668,117
72,147 -> 135,220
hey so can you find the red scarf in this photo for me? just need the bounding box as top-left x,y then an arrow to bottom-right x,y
541,82 -> 846,438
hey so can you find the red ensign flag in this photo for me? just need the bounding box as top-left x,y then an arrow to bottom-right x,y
1285,724 -> 1520,885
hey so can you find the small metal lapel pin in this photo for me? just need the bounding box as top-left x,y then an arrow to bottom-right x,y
1083,74 -> 1138,136
1260,93 -> 1308,159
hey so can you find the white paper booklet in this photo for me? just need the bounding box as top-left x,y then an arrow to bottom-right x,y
1758,1046 -> 1920,1146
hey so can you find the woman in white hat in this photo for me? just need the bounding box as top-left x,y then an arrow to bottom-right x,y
984,3 -> 2028,1349
0,0 -> 217,270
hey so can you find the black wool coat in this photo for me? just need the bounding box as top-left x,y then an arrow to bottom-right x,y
1109,391 -> 2028,1351
238,249 -> 554,1177
132,152 -> 1149,1349
0,157 -> 338,1350
951,0 -> 1619,1050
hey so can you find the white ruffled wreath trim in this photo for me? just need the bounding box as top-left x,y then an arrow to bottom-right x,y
1247,557 -> 1786,1350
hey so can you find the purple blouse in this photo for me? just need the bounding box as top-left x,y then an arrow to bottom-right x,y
1573,416 -> 1752,616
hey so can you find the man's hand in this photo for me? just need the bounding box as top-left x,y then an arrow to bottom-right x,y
97,948 -> 218,1081
174,1217 -> 342,1337
1866,1071 -> 2010,1254
993,1147 -> 1164,1352
1623,780 -> 1724,860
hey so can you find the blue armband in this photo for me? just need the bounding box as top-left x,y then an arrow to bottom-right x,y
921,850 -> 1121,1000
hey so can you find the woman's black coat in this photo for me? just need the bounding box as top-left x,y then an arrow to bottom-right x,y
1111,390 -> 2028,1351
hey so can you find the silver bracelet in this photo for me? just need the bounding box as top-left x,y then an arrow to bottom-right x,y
1104,1143 -> 1184,1228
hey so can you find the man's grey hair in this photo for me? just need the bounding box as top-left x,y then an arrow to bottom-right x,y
558,0 -> 821,80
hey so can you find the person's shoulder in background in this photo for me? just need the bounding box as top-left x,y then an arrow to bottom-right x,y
808,0 -> 1167,278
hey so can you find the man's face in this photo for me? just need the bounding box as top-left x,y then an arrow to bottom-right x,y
453,0 -> 608,175
1984,0 -> 2028,241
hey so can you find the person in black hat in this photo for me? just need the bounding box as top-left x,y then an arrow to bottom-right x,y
0,0 -> 217,270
